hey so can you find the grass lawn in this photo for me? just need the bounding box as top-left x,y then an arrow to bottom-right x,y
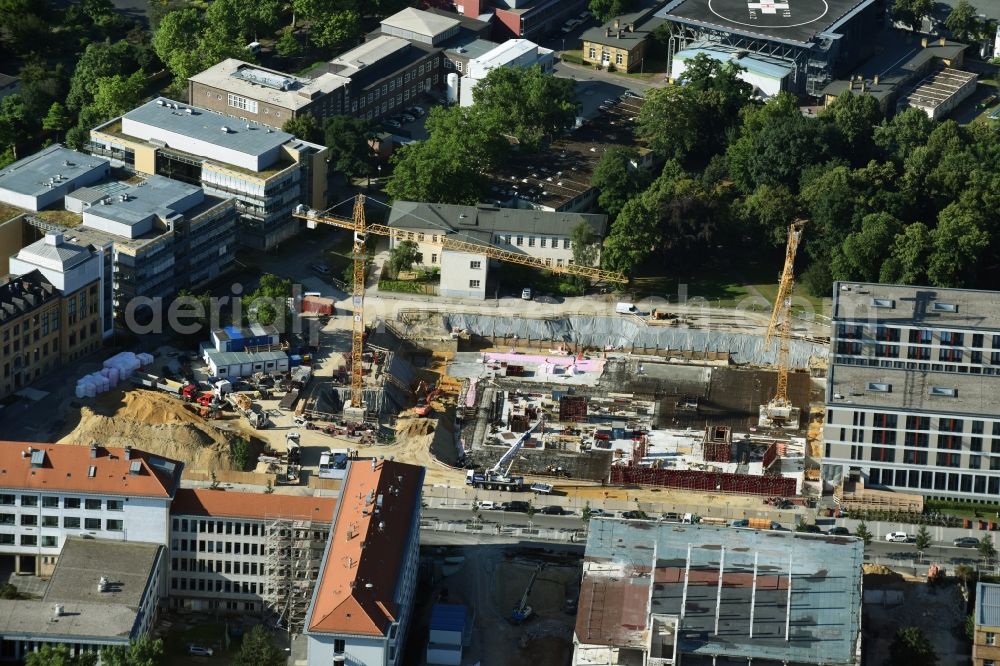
752,281 -> 830,314
618,55 -> 669,80
162,621 -> 234,665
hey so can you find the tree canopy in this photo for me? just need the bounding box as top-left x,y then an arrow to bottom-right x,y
888,626 -> 937,666
471,65 -> 578,151
233,625 -> 285,666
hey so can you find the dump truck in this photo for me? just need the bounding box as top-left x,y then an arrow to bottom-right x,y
228,392 -> 271,429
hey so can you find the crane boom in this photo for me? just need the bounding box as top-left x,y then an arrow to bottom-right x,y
493,420 -> 541,475
762,220 -> 805,422
294,197 -> 626,415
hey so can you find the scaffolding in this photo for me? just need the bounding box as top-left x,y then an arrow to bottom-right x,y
263,517 -> 329,631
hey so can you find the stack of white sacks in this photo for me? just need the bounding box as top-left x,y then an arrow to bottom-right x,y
74,351 -> 154,398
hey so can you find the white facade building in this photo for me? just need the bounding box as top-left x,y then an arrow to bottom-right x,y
387,201 -> 607,299
305,460 -> 424,666
0,145 -> 109,212
0,442 -> 183,575
169,488 -> 334,621
458,39 -> 554,107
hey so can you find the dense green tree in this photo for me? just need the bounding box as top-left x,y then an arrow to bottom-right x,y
244,274 -> 293,328
854,520 -> 873,546
42,103 -> 73,139
233,625 -> 285,666
276,29 -> 302,57
979,536 -> 998,565
881,222 -> 933,284
727,93 -> 832,193
945,0 -> 980,42
388,240 -> 419,274
18,60 -> 68,119
67,40 -> 140,111
820,91 -> 882,163
472,65 -> 578,151
874,107 -> 936,163
0,0 -> 52,53
830,212 -> 902,282
323,115 -> 375,179
282,113 -> 324,144
734,183 -> 799,247
602,195 -> 659,275
82,0 -> 115,21
312,9 -> 361,49
927,204 -> 989,287
91,72 -> 147,121
591,147 -> 649,219
99,636 -> 164,666
152,8 -> 206,83
588,0 -> 636,21
914,525 -> 932,559
891,0 -> 933,29
888,626 -> 937,666
25,645 -> 97,666
386,106 -> 506,204
0,95 -> 31,158
568,222 -> 601,289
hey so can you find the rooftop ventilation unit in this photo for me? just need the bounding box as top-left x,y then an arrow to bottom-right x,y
221,126 -> 230,133
156,99 -> 165,106
98,576 -> 109,592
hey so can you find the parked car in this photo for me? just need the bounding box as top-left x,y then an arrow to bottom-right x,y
502,501 -> 531,513
310,263 -> 331,275
587,508 -> 607,517
798,523 -> 823,534
827,526 -> 851,536
541,505 -> 566,515
884,531 -> 911,543
401,113 -> 416,123
622,510 -> 650,520
521,287 -> 533,300
953,536 -> 980,548
384,119 -> 401,129
188,645 -> 214,657
731,519 -> 749,528
408,105 -> 425,117
477,501 -> 497,510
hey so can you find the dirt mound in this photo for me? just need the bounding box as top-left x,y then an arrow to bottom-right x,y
59,389 -> 245,472
398,417 -> 435,438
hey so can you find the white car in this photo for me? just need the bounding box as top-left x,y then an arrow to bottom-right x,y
884,531 -> 911,543
477,501 -> 497,510
521,287 -> 533,300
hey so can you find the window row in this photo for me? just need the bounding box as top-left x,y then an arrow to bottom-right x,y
171,538 -> 260,555
171,557 -> 262,576
0,495 -> 122,510
870,467 -> 1000,495
170,577 -> 262,595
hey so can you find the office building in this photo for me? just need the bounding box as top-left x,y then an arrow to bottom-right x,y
387,201 -> 607,299
168,488 -> 335,627
573,520 -> 864,665
581,0 -> 667,72
456,0 -> 588,42
188,59 -> 349,127
0,145 -> 110,212
0,441 -> 183,575
89,97 -> 329,250
0,538 -> 166,661
0,268 -> 102,400
823,282 -> 1000,501
974,582 -> 1000,666
305,459 -> 424,666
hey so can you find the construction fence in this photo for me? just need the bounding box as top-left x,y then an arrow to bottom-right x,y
609,466 -> 797,497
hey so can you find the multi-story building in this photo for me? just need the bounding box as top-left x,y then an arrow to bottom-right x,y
188,59 -> 349,127
305,459 -> 424,666
455,0 -> 588,41
0,538 -> 166,662
386,200 -> 607,298
822,282 -> 1000,502
0,145 -> 110,212
573,520 -> 864,666
975,582 -> 1000,666
309,35 -> 442,123
168,488 -> 335,625
0,442 -> 183,575
0,267 -> 102,399
10,231 -> 111,341
88,97 -> 329,251
36,175 -> 237,326
581,0 -> 667,72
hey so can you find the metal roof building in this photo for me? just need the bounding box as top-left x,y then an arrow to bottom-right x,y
0,145 -> 110,212
574,520 -> 864,665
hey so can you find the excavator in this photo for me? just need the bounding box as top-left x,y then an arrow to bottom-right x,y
510,564 -> 543,624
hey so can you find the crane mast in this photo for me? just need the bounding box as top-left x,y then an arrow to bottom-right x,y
759,220 -> 805,430
295,196 -> 627,418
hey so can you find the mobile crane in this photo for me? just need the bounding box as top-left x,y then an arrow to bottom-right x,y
293,197 -> 627,417
465,420 -> 542,491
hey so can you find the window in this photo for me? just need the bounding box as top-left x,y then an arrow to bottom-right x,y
227,94 -> 258,114
42,536 -> 57,548
615,53 -> 623,65
334,640 -> 346,654
64,516 -> 80,529
540,238 -> 547,248
20,495 -> 37,507
987,632 -> 996,646
20,535 -> 36,546
528,237 -> 536,247
0,534 -> 12,545
588,47 -> 596,59
41,496 -> 58,508
0,494 -> 13,506
42,515 -> 58,527
564,239 -> 571,249
431,254 -> 437,264
106,519 -> 123,531
84,518 -> 101,530
516,236 -> 524,246
469,280 -> 481,288
470,261 -> 481,269
20,515 -> 37,526
64,497 -> 80,509
107,500 -> 123,511
0,514 -> 11,525
85,499 -> 101,510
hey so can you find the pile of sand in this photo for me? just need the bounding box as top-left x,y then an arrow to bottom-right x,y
58,389 -> 245,472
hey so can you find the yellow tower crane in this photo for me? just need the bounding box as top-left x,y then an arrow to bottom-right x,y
760,219 -> 805,430
294,196 -> 627,416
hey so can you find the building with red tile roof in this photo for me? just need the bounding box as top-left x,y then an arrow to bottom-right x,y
304,459 -> 424,666
168,488 -> 337,626
0,441 -> 183,576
